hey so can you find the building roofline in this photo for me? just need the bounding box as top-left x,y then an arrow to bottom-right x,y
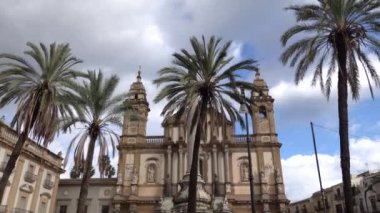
0,120 -> 63,161
59,178 -> 117,186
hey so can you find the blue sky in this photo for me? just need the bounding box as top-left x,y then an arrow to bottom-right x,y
1,0 -> 380,202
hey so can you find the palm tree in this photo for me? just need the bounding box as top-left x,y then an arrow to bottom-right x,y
281,1 -> 380,212
69,161 -> 95,179
100,155 -> 115,178
154,36 -> 257,213
0,42 -> 82,202
62,70 -> 127,213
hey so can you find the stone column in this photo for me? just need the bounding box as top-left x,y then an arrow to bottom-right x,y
224,145 -> 231,194
30,166 -> 44,211
179,145 -> 184,178
212,144 -> 218,196
116,150 -> 124,195
212,144 -> 217,177
164,145 -> 172,197
224,145 -> 230,183
167,145 -> 172,177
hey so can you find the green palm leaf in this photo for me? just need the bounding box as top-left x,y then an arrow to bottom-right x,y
281,1 -> 380,212
0,42 -> 82,203
154,35 -> 257,213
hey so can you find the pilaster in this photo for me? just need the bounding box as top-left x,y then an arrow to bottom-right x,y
30,166 -> 44,211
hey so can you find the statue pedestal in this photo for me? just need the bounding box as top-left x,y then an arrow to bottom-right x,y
172,173 -> 212,213
156,197 -> 174,213
212,197 -> 232,213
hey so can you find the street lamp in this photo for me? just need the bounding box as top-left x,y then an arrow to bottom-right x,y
239,87 -> 256,213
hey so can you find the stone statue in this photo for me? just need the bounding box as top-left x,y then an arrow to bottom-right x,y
147,164 -> 155,182
132,168 -> 138,184
219,196 -> 231,212
260,171 -> 266,183
242,164 -> 249,181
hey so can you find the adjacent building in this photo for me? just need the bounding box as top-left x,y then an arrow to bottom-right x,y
0,121 -> 64,213
56,178 -> 117,213
56,71 -> 288,212
288,170 -> 380,213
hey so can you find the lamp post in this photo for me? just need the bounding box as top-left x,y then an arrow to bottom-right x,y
310,122 -> 327,213
239,87 -> 256,213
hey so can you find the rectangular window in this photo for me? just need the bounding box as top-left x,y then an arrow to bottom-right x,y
59,205 -> 67,213
18,196 -> 27,209
38,201 -> 47,213
84,205 -> 88,213
101,205 -> 109,213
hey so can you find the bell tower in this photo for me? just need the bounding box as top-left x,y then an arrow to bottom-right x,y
114,70 -> 151,212
121,70 -> 150,144
251,71 -> 276,136
250,71 -> 288,212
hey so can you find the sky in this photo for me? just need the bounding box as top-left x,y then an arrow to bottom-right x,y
1,0 -> 380,202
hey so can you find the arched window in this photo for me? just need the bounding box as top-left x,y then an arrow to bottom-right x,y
259,106 -> 267,119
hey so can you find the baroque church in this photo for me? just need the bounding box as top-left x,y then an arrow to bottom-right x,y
110,71 -> 288,212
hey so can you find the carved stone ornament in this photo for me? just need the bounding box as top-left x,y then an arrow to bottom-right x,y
20,184 -> 33,193
40,192 -> 51,199
104,189 -> 111,196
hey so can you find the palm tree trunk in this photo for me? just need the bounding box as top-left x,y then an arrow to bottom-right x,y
76,130 -> 98,213
188,101 -> 208,213
336,32 -> 354,213
0,129 -> 29,203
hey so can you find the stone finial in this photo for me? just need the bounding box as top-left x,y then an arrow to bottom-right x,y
137,67 -> 142,82
255,70 -> 261,80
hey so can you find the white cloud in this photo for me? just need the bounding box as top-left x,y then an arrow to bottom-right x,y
270,56 -> 380,128
282,138 -> 380,202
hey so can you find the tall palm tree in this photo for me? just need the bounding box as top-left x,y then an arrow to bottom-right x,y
0,42 -> 82,202
281,1 -> 380,212
61,70 -> 127,213
154,36 -> 257,213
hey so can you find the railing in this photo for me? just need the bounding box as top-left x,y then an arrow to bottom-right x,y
24,171 -> 37,183
0,205 -> 7,213
0,161 -> 7,172
0,125 -> 19,144
144,135 -> 256,144
146,136 -> 164,144
12,208 -> 33,213
43,179 -> 54,190
232,134 -> 255,143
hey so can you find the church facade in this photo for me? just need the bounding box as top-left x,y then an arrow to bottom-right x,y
111,71 -> 288,212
